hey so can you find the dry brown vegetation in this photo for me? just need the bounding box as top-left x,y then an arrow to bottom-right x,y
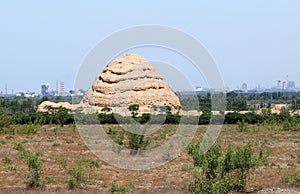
0,124 -> 299,193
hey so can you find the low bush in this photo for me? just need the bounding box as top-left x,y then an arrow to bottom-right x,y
13,142 -> 45,188
0,124 -> 39,135
187,140 -> 269,193
57,155 -> 100,189
281,172 -> 300,186
110,180 -> 133,194
126,126 -> 149,155
236,119 -> 249,132
282,117 -> 300,131
2,157 -> 12,165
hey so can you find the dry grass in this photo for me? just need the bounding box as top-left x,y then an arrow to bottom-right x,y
0,124 -> 299,193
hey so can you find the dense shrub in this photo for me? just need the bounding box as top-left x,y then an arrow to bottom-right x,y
198,113 -> 211,124
136,113 -> 151,124
224,112 -> 244,124
187,140 -> 269,193
11,111 -> 74,126
0,107 -> 12,130
98,113 -> 117,124
2,95 -> 300,127
147,114 -> 167,125
165,113 -> 181,124
75,113 -> 98,124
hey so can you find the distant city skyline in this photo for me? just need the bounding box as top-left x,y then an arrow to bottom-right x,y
0,77 -> 298,96
1,71 -> 299,94
1,1 -> 300,93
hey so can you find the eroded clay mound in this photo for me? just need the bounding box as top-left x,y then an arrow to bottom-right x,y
81,54 -> 181,114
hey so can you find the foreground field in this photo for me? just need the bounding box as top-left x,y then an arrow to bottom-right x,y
0,124 -> 299,193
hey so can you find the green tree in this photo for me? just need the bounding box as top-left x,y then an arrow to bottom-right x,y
127,104 -> 148,155
279,108 -> 290,121
127,125 -> 148,155
0,107 -> 12,130
165,105 -> 172,114
101,106 -> 112,114
55,107 -> 70,126
128,104 -> 139,118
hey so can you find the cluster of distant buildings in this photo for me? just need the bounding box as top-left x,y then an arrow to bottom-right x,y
236,79 -> 298,93
1,78 -> 299,98
196,79 -> 299,94
0,82 -> 85,98
39,82 -> 85,97
276,80 -> 296,90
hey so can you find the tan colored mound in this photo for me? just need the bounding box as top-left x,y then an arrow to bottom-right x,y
81,54 -> 181,114
37,101 -> 74,112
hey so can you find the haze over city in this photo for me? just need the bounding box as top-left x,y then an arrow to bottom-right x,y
1,1 -> 300,93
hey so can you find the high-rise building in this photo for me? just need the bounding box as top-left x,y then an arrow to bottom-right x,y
277,80 -> 281,89
282,81 -> 286,90
41,85 -> 46,96
56,82 -> 59,95
60,82 -> 65,93
5,83 -> 7,96
41,84 -> 49,96
241,83 -> 248,92
287,81 -> 295,89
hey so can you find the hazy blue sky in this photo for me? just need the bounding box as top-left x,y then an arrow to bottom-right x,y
0,1 -> 300,93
